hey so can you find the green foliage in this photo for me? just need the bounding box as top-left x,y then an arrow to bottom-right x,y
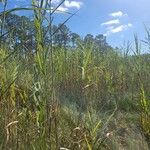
0,1 -> 150,149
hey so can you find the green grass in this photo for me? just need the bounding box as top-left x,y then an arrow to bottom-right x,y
0,41 -> 149,149
0,0 -> 150,149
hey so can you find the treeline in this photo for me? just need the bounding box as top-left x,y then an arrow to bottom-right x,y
0,13 -> 113,54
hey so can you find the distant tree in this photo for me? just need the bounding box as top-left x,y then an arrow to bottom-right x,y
84,34 -> 94,44
0,13 -> 36,61
1,13 -> 113,56
95,34 -> 107,46
4,14 -> 35,49
94,34 -> 109,54
70,32 -> 80,47
53,24 -> 70,47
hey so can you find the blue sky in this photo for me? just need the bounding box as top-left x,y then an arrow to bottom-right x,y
1,0 -> 150,48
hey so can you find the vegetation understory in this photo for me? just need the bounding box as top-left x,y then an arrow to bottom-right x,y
0,0 -> 150,149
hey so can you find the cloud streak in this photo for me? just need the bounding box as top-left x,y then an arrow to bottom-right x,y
101,19 -> 120,26
39,0 -> 83,12
109,11 -> 127,17
102,10 -> 132,36
104,23 -> 133,36
64,1 -> 83,9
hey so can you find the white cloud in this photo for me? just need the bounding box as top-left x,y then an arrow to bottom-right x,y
127,23 -> 133,27
109,11 -> 127,17
64,0 -> 83,9
38,0 -> 83,13
102,11 -> 132,36
47,6 -> 68,13
44,0 -> 83,11
101,19 -> 120,26
111,25 -> 126,33
57,6 -> 69,12
104,23 -> 133,36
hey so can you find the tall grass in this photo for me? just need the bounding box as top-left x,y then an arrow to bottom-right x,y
0,0 -> 150,149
